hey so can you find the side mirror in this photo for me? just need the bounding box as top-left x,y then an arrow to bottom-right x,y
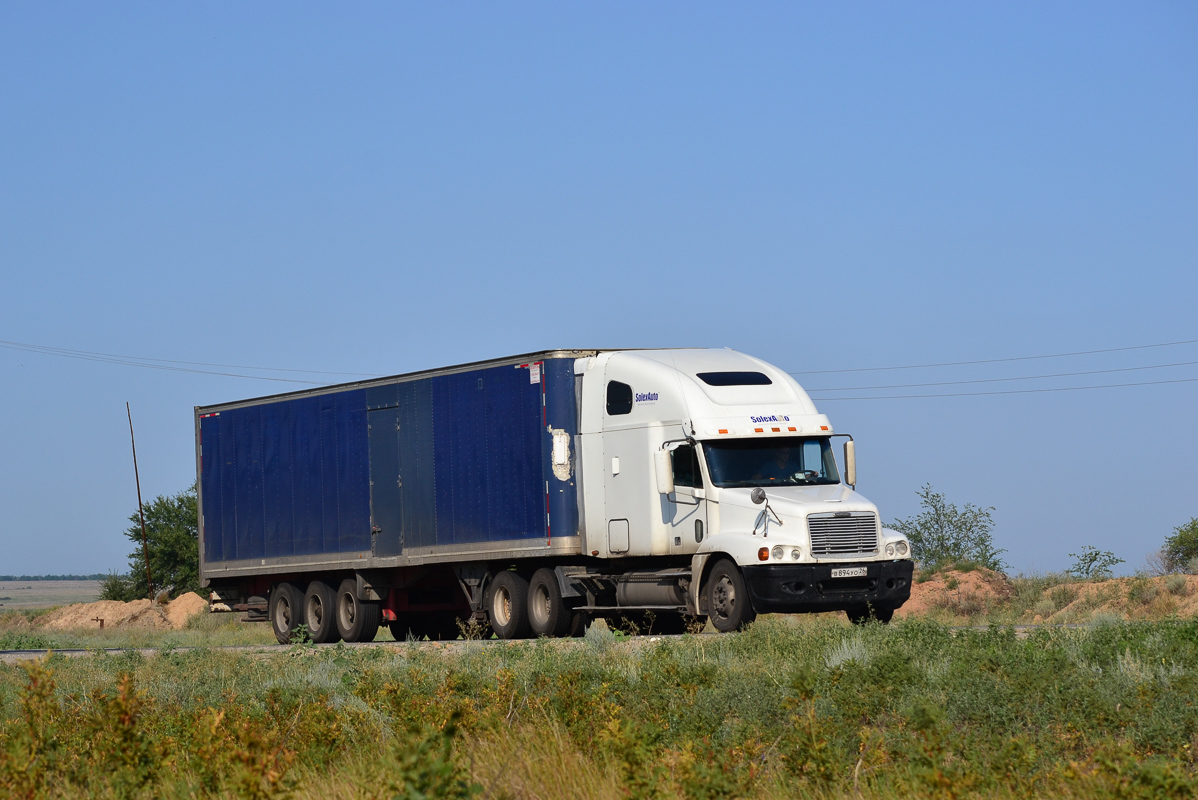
843,440 -> 856,488
751,487 -> 767,504
654,448 -> 675,495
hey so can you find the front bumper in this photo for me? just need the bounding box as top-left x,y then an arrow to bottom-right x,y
742,560 -> 914,614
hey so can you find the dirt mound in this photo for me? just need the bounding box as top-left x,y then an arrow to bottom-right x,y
1040,574 -> 1198,622
896,568 -> 1013,618
37,592 -> 208,631
165,592 -> 208,628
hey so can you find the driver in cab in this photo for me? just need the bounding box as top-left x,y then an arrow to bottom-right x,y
755,446 -> 801,483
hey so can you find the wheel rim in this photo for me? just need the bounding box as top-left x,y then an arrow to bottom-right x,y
493,585 -> 512,627
278,596 -> 292,629
531,584 -> 550,627
712,575 -> 736,622
339,592 -> 356,631
307,596 -> 324,630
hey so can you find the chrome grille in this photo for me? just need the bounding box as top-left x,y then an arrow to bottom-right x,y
807,513 -> 879,556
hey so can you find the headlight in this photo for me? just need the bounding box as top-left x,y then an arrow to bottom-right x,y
791,547 -> 802,561
896,541 -> 909,556
772,545 -> 784,560
885,543 -> 896,557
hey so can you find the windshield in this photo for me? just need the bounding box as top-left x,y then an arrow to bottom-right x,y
702,436 -> 840,488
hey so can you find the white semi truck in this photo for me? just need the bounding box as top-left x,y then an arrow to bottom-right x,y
197,348 -> 913,642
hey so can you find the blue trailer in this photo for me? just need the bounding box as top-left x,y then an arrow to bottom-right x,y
197,349 -> 912,642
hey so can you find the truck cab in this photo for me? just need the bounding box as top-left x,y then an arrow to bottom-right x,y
576,349 -> 912,630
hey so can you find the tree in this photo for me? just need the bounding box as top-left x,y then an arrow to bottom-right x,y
1067,545 -> 1124,580
1163,517 -> 1198,574
100,485 -> 200,601
888,484 -> 1006,572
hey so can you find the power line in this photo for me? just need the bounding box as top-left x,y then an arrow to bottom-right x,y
0,341 -> 321,384
805,360 -> 1198,393
0,339 -> 372,377
813,375 -> 1198,400
789,337 -> 1198,376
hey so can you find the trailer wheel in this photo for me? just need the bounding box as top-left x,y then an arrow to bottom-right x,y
846,604 -> 894,625
269,582 -> 304,645
335,579 -> 381,642
486,571 -> 531,640
304,581 -> 340,643
705,559 -> 757,632
528,568 -> 573,638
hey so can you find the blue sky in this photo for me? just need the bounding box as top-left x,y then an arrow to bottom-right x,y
1,3 -> 1194,575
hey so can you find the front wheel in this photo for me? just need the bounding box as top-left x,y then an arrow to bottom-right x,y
705,560 -> 757,632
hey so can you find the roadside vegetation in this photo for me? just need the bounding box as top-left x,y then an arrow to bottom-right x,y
3,616 -> 1198,799
100,485 -> 201,602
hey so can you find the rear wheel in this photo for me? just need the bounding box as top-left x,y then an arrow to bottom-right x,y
269,582 -> 304,644
335,579 -> 381,642
304,580 -> 340,643
706,560 -> 757,633
528,568 -> 573,637
846,605 -> 894,625
486,571 -> 531,640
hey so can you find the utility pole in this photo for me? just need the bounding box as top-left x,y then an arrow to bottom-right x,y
126,402 -> 153,599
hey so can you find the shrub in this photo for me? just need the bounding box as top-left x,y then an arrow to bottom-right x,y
1126,576 -> 1160,607
1165,574 -> 1189,596
889,484 -> 1006,572
1049,584 -> 1077,611
1164,518 -> 1198,573
1068,545 -> 1124,580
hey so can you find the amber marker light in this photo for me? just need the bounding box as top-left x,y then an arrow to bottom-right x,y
758,547 -> 769,561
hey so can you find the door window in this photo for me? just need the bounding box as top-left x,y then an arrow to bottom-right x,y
671,445 -> 703,488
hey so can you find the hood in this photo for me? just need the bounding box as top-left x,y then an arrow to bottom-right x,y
717,484 -> 877,517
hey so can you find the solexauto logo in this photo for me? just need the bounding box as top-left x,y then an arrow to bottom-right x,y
750,414 -> 790,423
635,391 -> 659,403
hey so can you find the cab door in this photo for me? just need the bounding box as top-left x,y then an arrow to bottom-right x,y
667,443 -> 707,555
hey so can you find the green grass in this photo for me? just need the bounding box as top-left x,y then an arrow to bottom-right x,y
3,616 -> 1198,798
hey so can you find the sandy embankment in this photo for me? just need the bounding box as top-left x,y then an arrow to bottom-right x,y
36,592 -> 208,631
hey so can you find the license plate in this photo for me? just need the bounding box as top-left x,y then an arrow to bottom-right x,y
831,567 -> 868,578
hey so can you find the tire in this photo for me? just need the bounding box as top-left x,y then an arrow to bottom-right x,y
336,579 -> 381,642
527,568 -> 573,638
846,604 -> 894,625
304,580 -> 340,643
486,571 -> 531,640
269,582 -> 304,645
705,559 -> 757,632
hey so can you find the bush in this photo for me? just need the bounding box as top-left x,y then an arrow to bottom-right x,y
1165,574 -> 1189,596
1164,518 -> 1198,573
889,484 -> 1006,572
1068,545 -> 1124,580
